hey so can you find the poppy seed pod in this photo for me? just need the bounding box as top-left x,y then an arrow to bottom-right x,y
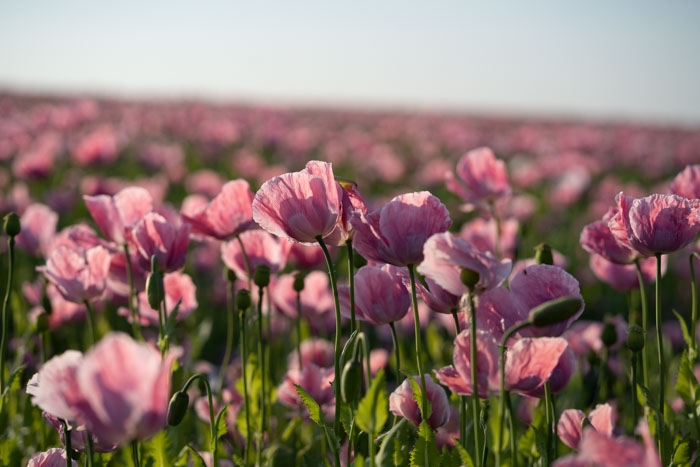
293,272 -> 306,293
535,243 -> 554,266
529,296 -> 583,328
626,325 -> 645,352
460,267 -> 480,289
253,265 -> 271,288
146,257 -> 165,311
226,268 -> 237,283
236,289 -> 252,311
3,212 -> 21,237
167,391 -> 190,426
601,320 -> 618,348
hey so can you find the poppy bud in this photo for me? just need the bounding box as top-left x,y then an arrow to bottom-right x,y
341,359 -> 364,406
226,268 -> 237,283
534,243 -> 554,265
626,325 -> 645,352
236,289 -> 252,311
293,272 -> 306,293
167,391 -> 190,426
146,258 -> 165,311
528,296 -> 583,327
601,320 -> 618,348
460,267 -> 480,289
253,265 -> 271,288
3,212 -> 20,237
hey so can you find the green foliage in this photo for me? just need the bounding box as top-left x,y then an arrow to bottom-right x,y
174,445 -> 206,467
295,385 -> 323,426
410,420 -> 439,467
376,418 -> 409,467
356,369 -> 388,437
676,349 -> 699,409
143,430 -> 174,467
408,376 -> 432,423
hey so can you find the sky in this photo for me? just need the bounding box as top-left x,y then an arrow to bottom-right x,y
1,1 -> 699,125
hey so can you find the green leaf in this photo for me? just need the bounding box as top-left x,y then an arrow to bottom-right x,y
376,418 -> 409,467
452,442 -> 475,467
215,406 -> 229,439
676,350 -> 699,408
164,298 -> 182,337
410,420 -> 439,467
1,364 -> 25,399
673,309 -> 693,351
295,384 -> 323,425
356,369 -> 388,437
142,430 -> 173,467
671,438 -> 694,466
408,376 -> 432,423
174,445 -> 206,467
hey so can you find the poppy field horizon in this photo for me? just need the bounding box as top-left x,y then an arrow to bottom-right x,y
1,91 -> 700,466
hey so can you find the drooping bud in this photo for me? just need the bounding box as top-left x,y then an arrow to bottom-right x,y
341,359 -> 364,407
534,243 -> 554,265
253,265 -> 271,288
146,256 -> 165,311
528,296 -> 583,327
3,212 -> 20,237
626,325 -> 645,352
167,391 -> 190,426
293,272 -> 306,293
236,289 -> 252,311
460,267 -> 480,290
601,319 -> 618,348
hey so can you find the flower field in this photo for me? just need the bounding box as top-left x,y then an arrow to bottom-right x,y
1,91 -> 700,466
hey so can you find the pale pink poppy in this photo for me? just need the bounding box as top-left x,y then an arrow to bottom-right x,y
417,232 -> 512,296
39,244 -> 111,304
119,271 -> 198,326
287,338 -> 335,370
610,192 -> 700,257
351,191 -> 452,266
287,241 -> 327,270
389,375 -> 450,429
277,363 -> 335,421
580,208 -> 637,264
221,228 -> 292,281
182,179 -> 255,240
553,422 -> 661,467
271,271 -> 336,334
588,254 -> 665,292
65,332 -> 181,445
338,264 -> 410,325
12,132 -> 59,179
557,403 -> 616,450
84,186 -> 154,245
458,216 -> 519,259
416,277 -> 461,315
41,284 -> 88,328
72,125 -> 120,166
44,413 -> 118,453
564,315 -> 628,357
445,147 -> 511,211
434,329 -> 499,398
16,203 -> 58,256
26,350 -> 83,423
130,212 -> 190,272
669,164 -> 700,199
252,160 -> 344,245
27,448 -> 77,467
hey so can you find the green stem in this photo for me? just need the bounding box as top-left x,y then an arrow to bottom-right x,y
389,321 -> 401,381
346,239 -> 356,332
296,289 -> 303,371
634,260 -> 650,393
655,253 -> 665,462
690,253 -> 699,354
159,299 -> 168,357
180,374 -> 218,467
236,235 -> 253,293
407,265 -> 428,419
631,352 -> 639,429
467,288 -> 482,467
0,235 -> 15,393
544,382 -> 555,464
256,285 -> 267,457
62,420 -> 72,467
219,277 -> 237,394
317,236 -> 343,438
240,304 -> 252,466
506,392 -> 517,467
85,430 -> 95,467
123,243 -> 143,341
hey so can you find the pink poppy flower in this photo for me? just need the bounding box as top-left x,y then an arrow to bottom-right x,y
16,203 -> 58,256
351,191 -> 452,266
389,375 -> 450,429
26,350 -> 84,423
670,164 -> 700,199
458,216 -> 520,259
27,448 -> 77,467
338,264 -> 410,325
84,186 -> 154,245
271,271 -> 336,334
445,147 -> 511,211
119,271 -> 198,326
44,413 -> 118,453
130,212 -> 190,272
588,254 -> 665,292
557,403 -> 616,450
72,125 -> 120,166
553,422 -> 661,467
580,208 -> 637,265
39,244 -> 111,304
610,192 -> 700,257
564,316 -> 629,357
182,179 -> 255,240
66,332 -> 181,445
417,232 -> 512,296
252,160 -> 345,245
221,229 -> 292,282
416,277 -> 461,315
287,241 -> 327,270
287,338 -> 335,370
277,363 -> 335,421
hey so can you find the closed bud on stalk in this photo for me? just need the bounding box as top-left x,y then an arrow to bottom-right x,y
601,319 -> 618,348
146,256 -> 165,311
460,267 -> 480,289
167,391 -> 190,426
226,268 -> 237,283
528,296 -> 583,327
236,289 -> 252,311
253,265 -> 271,288
626,325 -> 645,352
3,212 -> 20,237
341,359 -> 364,407
293,272 -> 306,293
534,243 -> 554,265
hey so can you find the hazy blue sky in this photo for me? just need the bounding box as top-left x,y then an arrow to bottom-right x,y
1,1 -> 699,124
